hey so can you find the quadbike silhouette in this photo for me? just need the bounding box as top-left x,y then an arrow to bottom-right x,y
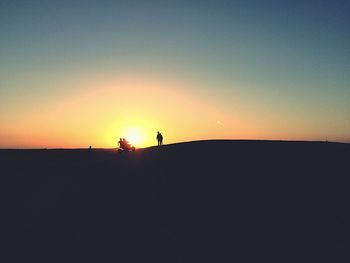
117,142 -> 136,153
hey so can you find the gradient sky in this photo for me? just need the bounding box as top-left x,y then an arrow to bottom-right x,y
1,0 -> 349,148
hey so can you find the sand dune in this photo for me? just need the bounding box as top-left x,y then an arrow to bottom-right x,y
1,140 -> 349,262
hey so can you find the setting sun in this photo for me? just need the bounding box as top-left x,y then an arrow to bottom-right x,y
123,127 -> 146,147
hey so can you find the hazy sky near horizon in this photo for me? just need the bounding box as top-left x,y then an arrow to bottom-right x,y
1,0 -> 349,148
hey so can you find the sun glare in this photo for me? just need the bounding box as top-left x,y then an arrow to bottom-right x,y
123,127 -> 145,147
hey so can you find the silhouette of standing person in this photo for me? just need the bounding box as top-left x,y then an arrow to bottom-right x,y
118,138 -> 123,149
157,131 -> 163,146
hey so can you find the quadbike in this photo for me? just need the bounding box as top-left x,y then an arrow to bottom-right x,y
117,143 -> 135,153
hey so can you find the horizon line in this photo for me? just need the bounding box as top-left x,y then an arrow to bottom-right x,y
1,138 -> 349,150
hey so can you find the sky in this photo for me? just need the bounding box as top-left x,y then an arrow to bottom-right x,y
0,0 -> 349,148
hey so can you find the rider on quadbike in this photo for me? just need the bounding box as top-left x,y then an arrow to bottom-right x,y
118,138 -> 135,153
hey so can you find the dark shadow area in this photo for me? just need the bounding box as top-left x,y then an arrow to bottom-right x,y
0,140 -> 349,262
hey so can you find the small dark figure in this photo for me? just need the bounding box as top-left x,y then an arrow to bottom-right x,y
89,146 -> 92,150
157,131 -> 163,146
122,138 -> 131,149
118,138 -> 123,149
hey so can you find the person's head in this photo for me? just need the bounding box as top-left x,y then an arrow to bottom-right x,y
157,131 -> 160,134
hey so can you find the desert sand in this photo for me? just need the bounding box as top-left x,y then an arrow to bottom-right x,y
1,140 -> 349,262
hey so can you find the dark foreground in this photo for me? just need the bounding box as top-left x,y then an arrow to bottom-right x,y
1,140 -> 349,262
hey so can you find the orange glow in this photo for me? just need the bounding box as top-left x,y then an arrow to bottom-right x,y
2,72 -> 345,149
0,73 -> 240,148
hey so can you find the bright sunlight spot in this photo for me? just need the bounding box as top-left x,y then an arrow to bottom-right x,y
123,127 -> 145,147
